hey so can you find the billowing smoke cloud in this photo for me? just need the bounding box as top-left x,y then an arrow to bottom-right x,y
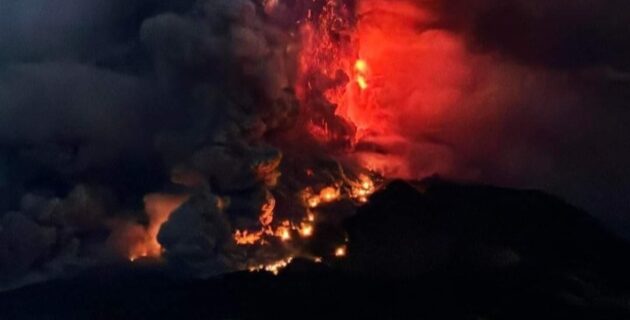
0,185 -> 113,289
0,0 -> 301,289
445,0 -> 630,233
434,0 -> 630,70
342,0 -> 630,235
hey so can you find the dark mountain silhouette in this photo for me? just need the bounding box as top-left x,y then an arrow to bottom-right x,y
2,179 -> 630,319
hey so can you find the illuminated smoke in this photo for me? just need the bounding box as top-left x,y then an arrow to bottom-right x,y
107,194 -> 189,262
291,0 -> 630,235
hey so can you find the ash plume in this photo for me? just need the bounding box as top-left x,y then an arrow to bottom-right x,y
339,0 -> 630,235
0,0 -> 303,289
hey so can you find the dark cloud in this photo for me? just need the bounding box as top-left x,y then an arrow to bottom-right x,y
0,0 -> 300,289
157,192 -> 237,276
434,0 -> 630,70
0,0 -> 195,64
0,184 -> 115,289
0,63 -> 150,146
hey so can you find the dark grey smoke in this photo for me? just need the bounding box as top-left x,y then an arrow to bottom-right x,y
0,0 -> 299,289
433,0 -> 630,70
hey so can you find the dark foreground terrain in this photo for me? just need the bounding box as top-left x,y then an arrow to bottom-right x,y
2,179 -> 630,319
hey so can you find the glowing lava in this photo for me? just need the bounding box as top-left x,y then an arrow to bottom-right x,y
320,186 -> 341,203
125,194 -> 189,261
232,170 -> 377,273
249,257 -> 294,275
298,222 -> 314,237
335,245 -> 347,257
354,59 -> 369,90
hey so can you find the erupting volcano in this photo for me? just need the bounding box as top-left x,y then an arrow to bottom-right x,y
111,0 -> 401,273
4,0 -> 630,318
222,0 -> 474,273
108,0 -> 464,274
112,0 -> 473,274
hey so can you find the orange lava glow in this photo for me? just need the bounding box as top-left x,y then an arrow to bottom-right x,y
348,173 -> 375,203
234,193 -> 299,245
275,220 -> 292,241
249,257 -> 294,275
234,229 -> 264,245
319,186 -> 341,202
354,59 -> 368,73
334,245 -> 347,257
259,196 -> 276,226
233,171 -> 378,253
126,194 -> 189,261
298,222 -> 314,237
298,0 -> 471,179
354,59 -> 369,90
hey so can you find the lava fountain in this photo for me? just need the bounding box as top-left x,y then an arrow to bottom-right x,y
297,0 -> 472,179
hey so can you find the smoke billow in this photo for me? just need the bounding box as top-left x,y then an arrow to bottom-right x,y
0,0 -> 303,289
340,0 -> 630,235
0,185 -> 113,289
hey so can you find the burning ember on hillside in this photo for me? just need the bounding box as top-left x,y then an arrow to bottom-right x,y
233,172 -> 377,246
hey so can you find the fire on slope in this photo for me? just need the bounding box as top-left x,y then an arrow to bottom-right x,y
233,172 -> 377,251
